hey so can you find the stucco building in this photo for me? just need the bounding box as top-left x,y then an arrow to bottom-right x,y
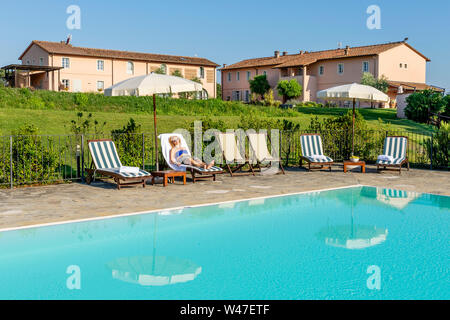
221,39 -> 444,106
8,40 -> 219,98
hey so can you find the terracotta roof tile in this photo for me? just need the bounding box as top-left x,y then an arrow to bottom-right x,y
21,41 -> 219,67
388,80 -> 445,92
221,41 -> 430,70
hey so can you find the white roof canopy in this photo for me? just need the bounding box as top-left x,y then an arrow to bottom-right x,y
317,83 -> 389,102
104,73 -> 203,96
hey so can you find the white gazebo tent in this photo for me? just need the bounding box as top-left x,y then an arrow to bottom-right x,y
104,73 -> 203,170
317,83 -> 389,155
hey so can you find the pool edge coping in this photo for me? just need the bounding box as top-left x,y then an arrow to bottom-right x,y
1,183 -> 447,233
0,184 -> 366,233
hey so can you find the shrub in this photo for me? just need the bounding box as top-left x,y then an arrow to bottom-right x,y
276,79 -> 302,103
1,125 -> 63,185
73,93 -> 89,108
405,90 -> 446,123
361,72 -> 389,93
306,110 -> 383,160
111,118 -> 143,167
425,122 -> 449,168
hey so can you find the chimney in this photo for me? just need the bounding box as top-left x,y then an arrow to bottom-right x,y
299,50 -> 304,55
345,45 -> 350,55
223,63 -> 227,68
274,50 -> 280,58
282,51 -> 288,56
403,37 -> 409,42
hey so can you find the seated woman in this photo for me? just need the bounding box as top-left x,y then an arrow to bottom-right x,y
169,136 -> 215,169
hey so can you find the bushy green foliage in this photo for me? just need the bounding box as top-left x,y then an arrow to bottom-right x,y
360,72 -> 389,93
306,110 -> 383,160
111,118 -> 143,167
405,90 -> 446,123
276,79 -> 302,103
249,75 -> 270,99
443,95 -> 450,118
0,125 -> 63,185
426,122 -> 449,168
171,70 -> 183,77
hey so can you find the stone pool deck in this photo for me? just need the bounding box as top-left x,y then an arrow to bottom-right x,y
0,165 -> 449,230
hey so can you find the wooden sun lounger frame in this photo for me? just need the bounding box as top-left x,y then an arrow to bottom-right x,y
85,139 -> 151,190
376,136 -> 410,175
299,134 -> 333,172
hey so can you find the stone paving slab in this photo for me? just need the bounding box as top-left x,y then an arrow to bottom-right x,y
0,165 -> 449,230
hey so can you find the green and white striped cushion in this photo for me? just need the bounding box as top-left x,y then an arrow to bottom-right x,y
377,137 -> 407,165
188,165 -> 223,173
301,134 -> 324,157
300,134 -> 333,162
88,140 -> 122,169
101,168 -> 151,178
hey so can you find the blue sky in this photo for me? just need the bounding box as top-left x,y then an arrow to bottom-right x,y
1,0 -> 449,90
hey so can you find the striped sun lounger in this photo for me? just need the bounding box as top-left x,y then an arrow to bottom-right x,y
300,134 -> 333,171
376,136 -> 409,174
85,139 -> 152,189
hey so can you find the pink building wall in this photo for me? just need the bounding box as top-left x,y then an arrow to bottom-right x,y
20,43 -> 217,98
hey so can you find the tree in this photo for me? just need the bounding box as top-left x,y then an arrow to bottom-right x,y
361,72 -> 389,93
216,83 -> 222,100
249,75 -> 270,100
171,70 -> 183,77
276,79 -> 302,103
405,89 -> 446,123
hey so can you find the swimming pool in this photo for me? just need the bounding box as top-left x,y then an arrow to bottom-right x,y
0,186 -> 448,299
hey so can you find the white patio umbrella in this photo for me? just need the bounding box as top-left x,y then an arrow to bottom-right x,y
317,83 -> 389,155
104,73 -> 203,170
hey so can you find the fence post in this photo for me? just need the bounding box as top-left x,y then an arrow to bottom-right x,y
142,133 -> 145,170
430,133 -> 433,170
81,134 -> 85,182
9,136 -> 13,189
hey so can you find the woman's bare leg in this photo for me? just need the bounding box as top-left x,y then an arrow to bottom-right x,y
206,160 -> 215,169
190,158 -> 207,169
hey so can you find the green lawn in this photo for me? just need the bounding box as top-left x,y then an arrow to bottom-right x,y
0,86 -> 433,135
0,106 -> 433,136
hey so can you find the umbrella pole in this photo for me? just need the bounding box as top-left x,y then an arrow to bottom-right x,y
153,94 -> 159,171
352,98 -> 355,156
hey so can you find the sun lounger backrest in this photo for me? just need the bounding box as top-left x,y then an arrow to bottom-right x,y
218,133 -> 245,163
88,140 -> 122,169
300,134 -> 324,157
248,133 -> 271,161
382,136 -> 407,159
158,133 -> 191,171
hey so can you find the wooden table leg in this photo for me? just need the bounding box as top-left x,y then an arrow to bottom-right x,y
343,165 -> 347,173
163,175 -> 168,187
183,173 -> 186,185
362,164 -> 365,173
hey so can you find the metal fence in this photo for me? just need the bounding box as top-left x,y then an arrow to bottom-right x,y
0,129 -> 447,188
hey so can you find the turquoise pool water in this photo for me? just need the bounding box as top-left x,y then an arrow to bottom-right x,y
0,186 -> 448,300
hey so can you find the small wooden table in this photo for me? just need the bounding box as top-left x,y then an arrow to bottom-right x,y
151,170 -> 186,187
343,160 -> 366,173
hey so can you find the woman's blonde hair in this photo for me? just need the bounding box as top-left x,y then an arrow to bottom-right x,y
169,136 -> 180,147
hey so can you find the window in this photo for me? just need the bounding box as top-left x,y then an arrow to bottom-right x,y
227,72 -> 231,82
97,81 -> 104,91
319,65 -> 324,76
263,70 -> 267,76
199,67 -> 205,79
236,71 -> 240,81
32,59 -> 36,65
399,63 -> 403,68
97,60 -> 104,71
404,64 -> 408,69
233,91 -> 241,101
362,61 -> 369,72
337,63 -> 344,74
62,79 -> 70,90
26,60 -> 30,65
127,61 -> 134,74
62,58 -> 70,69
39,58 -> 44,66
246,71 -> 251,80
245,90 -> 250,103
